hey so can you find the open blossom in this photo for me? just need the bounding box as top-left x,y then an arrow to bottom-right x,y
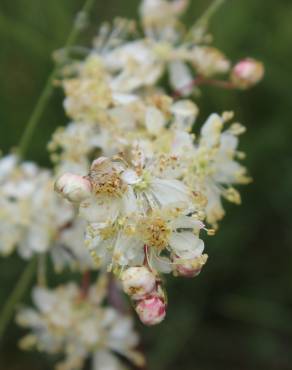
63,55 -> 112,122
140,0 -> 189,28
83,206 -> 206,280
0,154 -> 96,272
16,281 -> 144,370
51,0 -> 261,99
56,155 -> 205,270
183,112 -> 251,227
58,154 -> 196,225
0,155 -> 73,258
51,219 -> 97,272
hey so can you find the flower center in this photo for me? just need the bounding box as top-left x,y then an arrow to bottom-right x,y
141,217 -> 171,252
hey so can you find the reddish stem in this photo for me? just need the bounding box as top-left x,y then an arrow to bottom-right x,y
173,75 -> 236,98
80,270 -> 90,298
108,273 -> 129,314
143,245 -> 148,266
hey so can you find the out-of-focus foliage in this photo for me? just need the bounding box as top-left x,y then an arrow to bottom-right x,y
0,0 -> 292,369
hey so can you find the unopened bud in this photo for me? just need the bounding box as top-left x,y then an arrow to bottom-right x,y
173,254 -> 208,278
231,58 -> 264,89
135,296 -> 166,326
55,173 -> 92,202
121,266 -> 156,300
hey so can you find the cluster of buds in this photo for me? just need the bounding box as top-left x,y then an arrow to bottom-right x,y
118,252 -> 208,324
121,266 -> 166,325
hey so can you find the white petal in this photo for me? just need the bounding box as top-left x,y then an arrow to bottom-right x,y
169,231 -> 204,259
122,187 -> 138,215
32,287 -> 57,313
121,170 -> 139,185
200,113 -> 223,147
172,216 -> 204,231
171,100 -> 199,130
80,196 -> 120,223
145,107 -> 166,136
93,350 -> 122,370
150,178 -> 192,207
112,93 -> 138,105
168,61 -> 193,96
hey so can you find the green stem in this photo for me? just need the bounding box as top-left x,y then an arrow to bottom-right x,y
17,0 -> 97,158
195,0 -> 226,28
37,254 -> 47,287
0,0 -> 97,341
0,258 -> 37,339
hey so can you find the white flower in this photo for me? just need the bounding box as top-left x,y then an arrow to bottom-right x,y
51,219 -> 97,272
85,206 -> 205,275
56,151 -> 196,225
0,155 -> 74,258
170,100 -> 199,131
102,40 -> 164,93
17,282 -> 144,370
189,46 -> 231,77
194,113 -> 250,226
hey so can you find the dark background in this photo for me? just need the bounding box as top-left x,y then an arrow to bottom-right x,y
1,0 -> 292,369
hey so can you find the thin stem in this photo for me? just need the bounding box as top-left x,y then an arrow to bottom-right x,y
108,273 -> 128,314
194,0 -> 226,29
0,0 -> 97,341
80,270 -> 91,298
0,258 -> 37,339
17,0 -> 97,158
173,76 -> 235,98
37,254 -> 47,287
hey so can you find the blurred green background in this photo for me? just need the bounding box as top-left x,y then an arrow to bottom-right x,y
1,0 -> 292,369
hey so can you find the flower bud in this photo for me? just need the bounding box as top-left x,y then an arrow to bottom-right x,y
121,266 -> 156,300
55,173 -> 92,203
231,58 -> 264,89
173,254 -> 208,278
135,296 -> 166,326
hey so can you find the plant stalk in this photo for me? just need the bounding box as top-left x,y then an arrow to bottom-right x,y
0,258 -> 37,339
18,0 -> 97,158
0,0 -> 97,340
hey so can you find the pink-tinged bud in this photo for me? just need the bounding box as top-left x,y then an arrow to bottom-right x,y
54,173 -> 92,202
173,254 -> 208,278
135,296 -> 166,326
121,266 -> 156,300
231,58 -> 264,89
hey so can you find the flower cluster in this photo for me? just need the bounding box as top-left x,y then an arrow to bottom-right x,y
0,1 -> 264,365
0,154 -> 95,271
17,277 -> 144,370
53,0 -> 262,324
